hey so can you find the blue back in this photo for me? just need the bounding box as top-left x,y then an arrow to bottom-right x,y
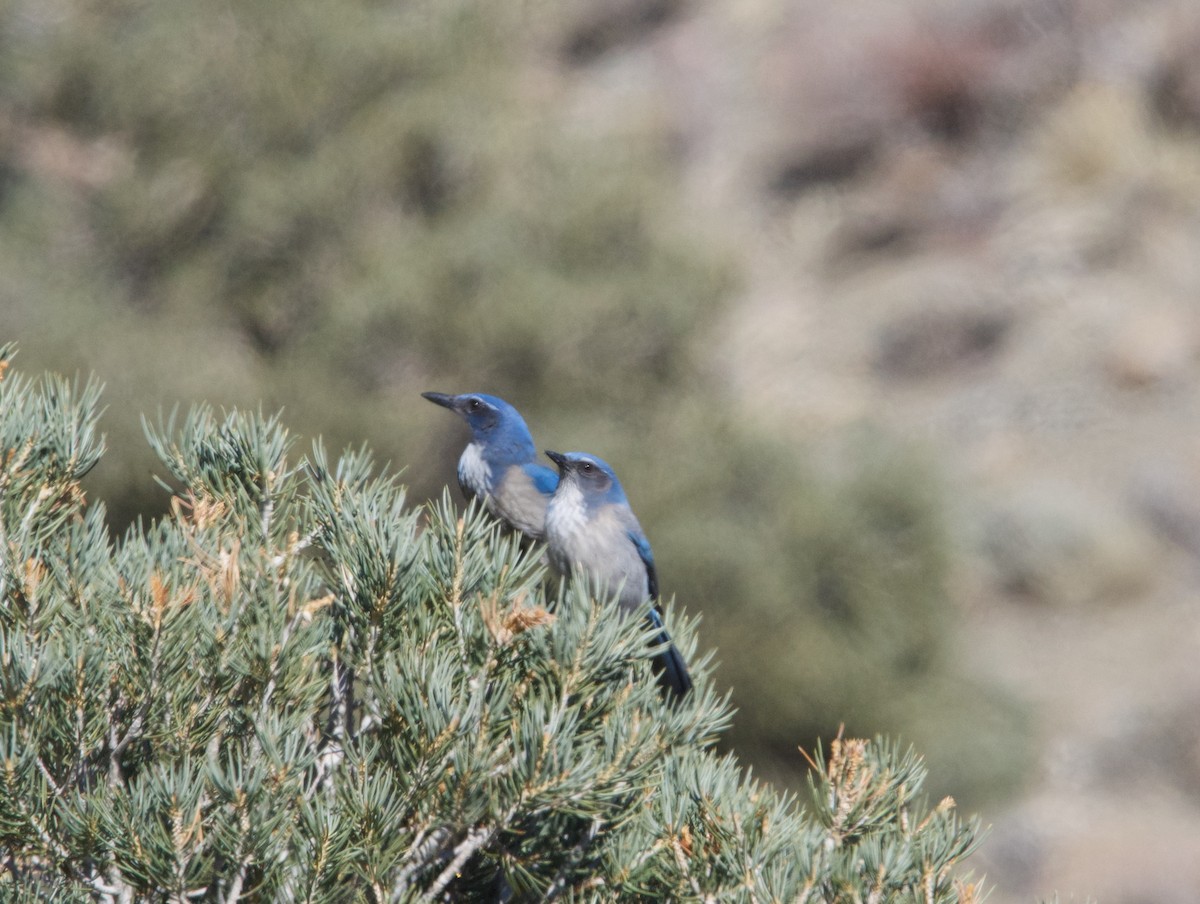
424,390 -> 557,539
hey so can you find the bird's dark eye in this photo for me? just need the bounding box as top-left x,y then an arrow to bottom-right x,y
581,462 -> 593,473
468,399 -> 482,412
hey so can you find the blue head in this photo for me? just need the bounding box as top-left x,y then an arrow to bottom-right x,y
544,451 -> 629,511
422,392 -> 538,461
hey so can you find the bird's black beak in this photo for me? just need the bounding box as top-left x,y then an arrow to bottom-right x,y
545,450 -> 568,470
421,391 -> 458,411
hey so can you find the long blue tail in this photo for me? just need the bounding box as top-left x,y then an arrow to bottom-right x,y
646,611 -> 692,699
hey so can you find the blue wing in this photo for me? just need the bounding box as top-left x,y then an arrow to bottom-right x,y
627,529 -> 658,600
523,462 -> 559,497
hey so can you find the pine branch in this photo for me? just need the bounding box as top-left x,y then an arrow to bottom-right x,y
423,824 -> 498,902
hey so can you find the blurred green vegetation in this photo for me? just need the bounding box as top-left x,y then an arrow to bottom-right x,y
0,0 -> 1029,804
0,0 -> 725,524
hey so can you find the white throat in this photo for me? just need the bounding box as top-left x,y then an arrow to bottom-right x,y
458,442 -> 493,494
546,479 -> 587,541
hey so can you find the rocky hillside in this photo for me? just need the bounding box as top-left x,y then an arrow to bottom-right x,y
558,0 -> 1200,901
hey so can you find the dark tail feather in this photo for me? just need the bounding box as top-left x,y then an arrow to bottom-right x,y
652,641 -> 693,699
645,611 -> 692,699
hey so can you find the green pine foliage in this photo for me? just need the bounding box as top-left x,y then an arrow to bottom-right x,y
0,0 -> 728,527
1,350 -> 986,900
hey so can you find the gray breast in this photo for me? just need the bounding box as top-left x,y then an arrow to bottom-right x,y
493,466 -> 549,539
547,497 -> 648,611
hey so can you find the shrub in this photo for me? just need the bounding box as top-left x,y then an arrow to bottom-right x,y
0,348 -> 984,901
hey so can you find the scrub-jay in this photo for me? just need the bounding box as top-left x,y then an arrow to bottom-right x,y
543,450 -> 692,698
422,392 -> 558,541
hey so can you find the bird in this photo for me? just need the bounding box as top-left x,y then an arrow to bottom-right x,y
543,450 -> 692,698
422,392 -> 558,542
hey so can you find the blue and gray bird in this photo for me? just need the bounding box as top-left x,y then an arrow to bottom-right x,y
422,392 -> 559,541
543,450 -> 692,698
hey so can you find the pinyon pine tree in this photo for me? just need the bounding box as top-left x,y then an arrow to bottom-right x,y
0,345 -> 985,902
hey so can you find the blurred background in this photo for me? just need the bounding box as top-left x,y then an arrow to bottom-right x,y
3,0 -> 1200,899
